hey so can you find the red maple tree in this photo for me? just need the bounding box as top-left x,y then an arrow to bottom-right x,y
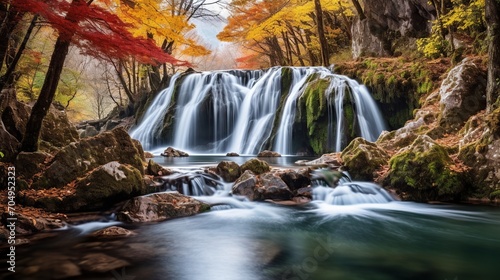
0,0 -> 189,152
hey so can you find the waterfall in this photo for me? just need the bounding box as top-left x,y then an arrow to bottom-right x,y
130,67 -> 387,155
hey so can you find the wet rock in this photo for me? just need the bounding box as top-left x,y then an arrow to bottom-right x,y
0,213 -> 65,235
117,192 -> 210,223
161,146 -> 189,157
232,171 -> 293,201
216,161 -> 241,182
438,58 -> 487,131
240,158 -> 270,175
296,153 -> 342,168
232,170 -> 259,200
144,151 -> 154,158
79,253 -> 130,273
90,226 -> 136,239
296,186 -> 313,198
385,135 -> 467,202
278,169 -> 311,192
32,127 -> 145,189
341,137 -> 389,180
21,254 -> 82,279
226,152 -> 240,156
257,150 -> 281,157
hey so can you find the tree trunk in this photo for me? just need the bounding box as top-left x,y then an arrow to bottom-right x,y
486,0 -> 500,111
314,0 -> 330,66
350,0 -> 366,20
20,37 -> 71,152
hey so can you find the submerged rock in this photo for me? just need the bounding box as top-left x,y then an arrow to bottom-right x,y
90,226 -> 136,239
240,158 -> 270,175
79,253 -> 130,273
117,192 -> 210,223
341,137 -> 389,180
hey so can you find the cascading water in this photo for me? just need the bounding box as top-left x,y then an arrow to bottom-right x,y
130,66 -> 387,155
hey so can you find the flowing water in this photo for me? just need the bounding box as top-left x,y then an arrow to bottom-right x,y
129,67 -> 387,155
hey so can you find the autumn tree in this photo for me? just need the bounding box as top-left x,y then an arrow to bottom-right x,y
4,0 -> 185,152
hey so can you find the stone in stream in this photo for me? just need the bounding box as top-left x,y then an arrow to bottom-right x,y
90,226 -> 136,239
240,158 -> 270,175
226,152 -> 240,156
79,253 -> 130,273
257,150 -> 281,157
216,160 -> 241,182
232,171 -> 293,201
161,146 -> 189,157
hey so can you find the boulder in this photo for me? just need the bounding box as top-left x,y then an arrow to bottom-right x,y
32,127 -> 145,189
438,58 -> 487,131
161,146 -> 189,157
232,171 -> 293,201
79,125 -> 99,138
90,226 -> 136,239
216,161 -> 241,182
146,159 -> 172,176
68,162 -> 146,212
41,106 -> 80,148
240,158 -> 270,175
144,151 -> 154,158
0,121 -> 19,162
341,137 -> 389,180
117,192 -> 210,223
226,152 -> 240,156
257,150 -> 281,157
79,253 -> 130,273
0,88 -> 30,142
385,135 -> 467,201
278,169 -> 311,192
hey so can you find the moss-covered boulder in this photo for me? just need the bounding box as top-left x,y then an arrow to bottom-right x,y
385,135 -> 467,202
241,158 -> 270,175
32,127 -> 145,189
15,151 -> 52,181
117,192 -> 210,223
41,106 -> 80,149
438,58 -> 486,131
216,161 -> 241,182
341,137 -> 389,180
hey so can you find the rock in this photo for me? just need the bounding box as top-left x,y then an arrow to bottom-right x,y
385,135 -> 467,202
296,186 -> 313,198
161,146 -> 189,157
21,254 -> 82,279
68,162 -> 145,212
438,58 -> 487,131
147,159 -> 172,176
90,226 -> 136,238
310,168 -> 346,188
296,153 -> 342,167
79,253 -> 130,273
32,127 -> 145,189
15,151 -> 52,181
232,170 -> 259,200
257,150 -> 281,157
79,125 -> 99,138
41,106 -> 80,148
0,88 -> 30,142
232,171 -> 293,201
117,192 -> 210,223
240,158 -> 270,175
144,151 -> 154,158
351,0 -> 435,58
216,161 -> 241,182
341,137 -> 389,180
226,152 -> 240,156
278,169 -> 311,192
0,213 -> 65,235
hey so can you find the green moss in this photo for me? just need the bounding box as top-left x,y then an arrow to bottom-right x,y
241,159 -> 270,175
490,190 -> 500,199
388,143 -> 467,202
341,138 -> 389,180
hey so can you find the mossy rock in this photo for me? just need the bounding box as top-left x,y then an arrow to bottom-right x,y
217,161 -> 241,182
386,135 -> 467,202
241,159 -> 270,175
341,137 -> 389,180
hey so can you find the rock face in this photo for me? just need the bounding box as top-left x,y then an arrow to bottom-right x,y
117,192 -> 210,223
240,158 -> 270,175
438,58 -> 487,131
232,171 -> 293,201
385,135 -> 467,201
351,0 -> 435,58
41,107 -> 80,149
341,137 -> 389,180
216,161 -> 241,182
32,127 -> 145,189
